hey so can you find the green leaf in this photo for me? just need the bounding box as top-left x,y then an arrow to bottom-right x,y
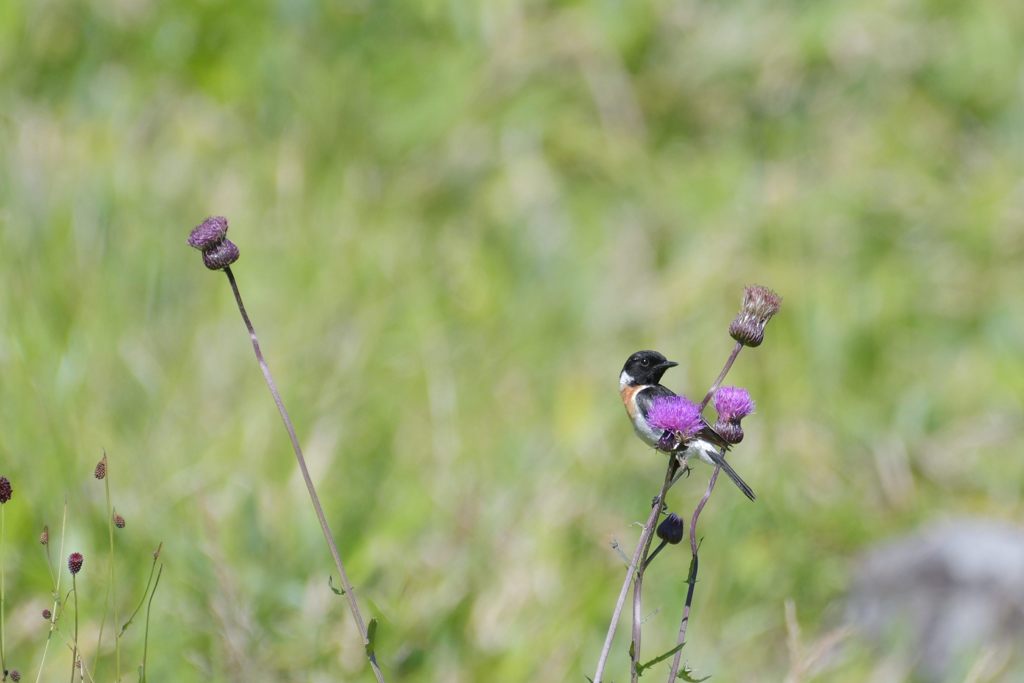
328,576 -> 345,595
365,618 -> 378,659
636,642 -> 685,675
677,663 -> 710,681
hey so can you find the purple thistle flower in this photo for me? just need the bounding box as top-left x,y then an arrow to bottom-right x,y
0,475 -> 11,504
648,395 -> 704,440
713,386 -> 755,423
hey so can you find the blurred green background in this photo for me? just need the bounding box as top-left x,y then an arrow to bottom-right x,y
2,0 -> 1023,681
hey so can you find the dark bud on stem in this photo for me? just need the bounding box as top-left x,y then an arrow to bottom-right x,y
10,670 -> 20,682
114,512 -> 126,529
656,513 -> 685,545
729,285 -> 782,347
94,454 -> 107,480
188,215 -> 240,270
40,525 -> 49,545
42,609 -> 52,620
68,552 -> 84,575
0,475 -> 11,504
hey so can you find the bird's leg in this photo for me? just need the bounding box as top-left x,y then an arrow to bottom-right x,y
671,453 -> 692,485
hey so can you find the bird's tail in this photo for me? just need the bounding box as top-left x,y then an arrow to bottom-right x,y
706,450 -> 756,501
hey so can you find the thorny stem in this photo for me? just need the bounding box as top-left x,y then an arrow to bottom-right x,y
223,267 -> 385,683
699,341 -> 743,410
593,461 -> 676,683
667,467 -> 720,682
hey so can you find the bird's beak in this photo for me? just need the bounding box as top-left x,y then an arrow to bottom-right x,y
658,360 -> 679,370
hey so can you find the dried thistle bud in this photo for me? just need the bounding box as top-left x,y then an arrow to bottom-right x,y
114,512 -> 126,529
42,608 -> 52,620
188,215 -> 240,270
0,476 -> 11,504
68,552 -> 84,575
714,421 -> 744,444
94,454 -> 107,480
729,285 -> 782,347
656,512 -> 685,545
40,525 -> 49,545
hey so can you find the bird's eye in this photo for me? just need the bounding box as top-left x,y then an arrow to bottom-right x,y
641,358 -> 650,367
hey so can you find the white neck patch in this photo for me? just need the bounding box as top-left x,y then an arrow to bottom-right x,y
619,370 -> 633,389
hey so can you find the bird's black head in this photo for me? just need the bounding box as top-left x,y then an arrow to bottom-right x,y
620,350 -> 678,387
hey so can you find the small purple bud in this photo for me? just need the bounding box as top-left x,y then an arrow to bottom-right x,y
94,455 -> 107,480
201,239 -> 240,270
10,670 -> 21,682
713,386 -> 755,423
187,216 -> 240,270
657,431 -> 680,451
656,513 -> 685,545
187,216 -> 229,250
114,512 -> 126,529
729,285 -> 782,347
68,552 -> 84,575
40,526 -> 49,545
42,608 -> 52,620
648,395 -> 704,441
0,476 -> 11,504
713,421 -> 744,444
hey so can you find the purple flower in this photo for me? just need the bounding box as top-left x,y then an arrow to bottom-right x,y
68,552 -> 84,575
713,386 -> 755,423
648,395 -> 703,440
729,285 -> 782,347
0,475 -> 11,504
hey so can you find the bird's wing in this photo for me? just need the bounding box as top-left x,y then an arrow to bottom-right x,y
634,384 -> 676,422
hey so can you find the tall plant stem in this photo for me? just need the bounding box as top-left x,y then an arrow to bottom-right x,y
223,267 -> 385,683
35,500 -> 68,683
699,341 -> 743,410
593,461 -> 675,683
69,574 -> 79,683
1,505 -> 6,673
666,467 -> 720,681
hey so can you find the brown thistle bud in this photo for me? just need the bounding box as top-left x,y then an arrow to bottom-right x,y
42,608 -> 52,620
728,285 -> 782,347
188,215 -> 240,270
114,512 -> 126,529
94,454 -> 107,480
40,525 -> 49,545
0,476 -> 11,504
68,552 -> 84,575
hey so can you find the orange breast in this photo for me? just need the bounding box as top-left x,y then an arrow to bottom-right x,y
620,384 -> 642,419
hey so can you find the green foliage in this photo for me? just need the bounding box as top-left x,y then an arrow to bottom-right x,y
1,0 -> 1023,681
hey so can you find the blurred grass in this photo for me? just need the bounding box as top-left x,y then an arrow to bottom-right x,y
1,0 -> 1023,680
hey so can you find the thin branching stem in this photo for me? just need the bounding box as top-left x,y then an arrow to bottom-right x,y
699,341 -> 743,410
140,564 -> 163,683
223,267 -> 385,683
119,544 -> 162,638
593,461 -> 676,683
35,500 -> 68,683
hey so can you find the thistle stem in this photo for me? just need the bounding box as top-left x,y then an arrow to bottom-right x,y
223,267 -> 385,683
593,461 -> 675,683
699,341 -> 743,410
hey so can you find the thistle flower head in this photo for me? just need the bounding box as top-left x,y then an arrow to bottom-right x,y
0,476 -> 11,504
729,285 -> 782,347
94,454 -> 107,480
40,526 -> 49,545
648,395 -> 704,442
68,552 -> 84,575
656,512 -> 685,545
187,215 -> 239,270
713,386 -> 755,423
713,386 -> 755,444
114,512 -> 126,529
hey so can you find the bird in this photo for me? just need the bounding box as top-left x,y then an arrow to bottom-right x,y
619,350 -> 756,501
